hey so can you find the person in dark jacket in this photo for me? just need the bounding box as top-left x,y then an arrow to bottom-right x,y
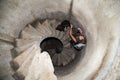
69,25 -> 85,50
56,20 -> 86,50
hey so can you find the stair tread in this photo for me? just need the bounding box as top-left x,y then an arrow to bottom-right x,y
49,20 -> 57,37
13,45 -> 39,79
57,31 -> 64,39
65,49 -> 76,60
60,53 -> 69,66
15,38 -> 40,47
14,41 -> 38,54
60,32 -> 65,37
20,24 -> 41,39
49,20 -> 60,37
35,21 -> 49,37
57,54 -> 61,66
21,30 -> 42,39
64,42 -> 70,47
24,24 -> 40,36
61,30 -> 69,41
42,20 -> 53,35
55,30 -> 60,37
63,53 -> 72,65
11,44 -> 37,70
25,51 -> 56,80
62,39 -> 70,46
52,54 -> 58,65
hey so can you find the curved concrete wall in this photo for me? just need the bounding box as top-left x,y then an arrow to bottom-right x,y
0,0 -> 120,80
61,0 -> 120,80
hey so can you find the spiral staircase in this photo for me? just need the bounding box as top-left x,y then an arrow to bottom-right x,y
10,19 -> 80,80
0,0 -> 120,80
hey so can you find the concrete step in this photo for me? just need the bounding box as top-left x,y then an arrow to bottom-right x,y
42,20 -> 52,36
52,54 -> 58,66
61,30 -> 70,47
60,31 -> 66,39
64,42 -> 70,48
21,30 -> 41,39
15,38 -> 40,47
35,21 -> 49,37
13,45 -> 39,80
51,49 -> 75,66
62,38 -> 70,44
48,26 -> 56,37
61,30 -> 69,41
0,33 -> 14,43
62,52 -> 72,65
55,30 -> 60,38
25,51 -> 56,80
60,28 -> 69,40
14,41 -> 37,55
57,54 -> 61,66
63,40 -> 71,48
49,20 -> 57,37
65,48 -> 76,60
62,38 -> 70,48
57,31 -> 64,40
46,21 -> 56,37
10,44 -> 37,70
20,25 -> 41,39
46,49 -> 56,58
60,53 -> 69,66
24,24 -> 40,36
49,20 -> 60,37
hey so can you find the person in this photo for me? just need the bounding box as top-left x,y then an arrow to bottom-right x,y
56,20 -> 86,50
69,24 -> 85,50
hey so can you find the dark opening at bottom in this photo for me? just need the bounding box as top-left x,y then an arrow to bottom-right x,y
40,37 -> 63,57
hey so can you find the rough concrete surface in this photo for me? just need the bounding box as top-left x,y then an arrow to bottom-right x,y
0,41 -> 14,80
0,0 -> 120,80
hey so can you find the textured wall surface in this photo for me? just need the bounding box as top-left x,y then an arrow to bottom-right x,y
0,0 -> 120,80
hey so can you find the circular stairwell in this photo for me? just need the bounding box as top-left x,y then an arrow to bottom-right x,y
10,19 -> 85,80
0,0 -> 120,80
